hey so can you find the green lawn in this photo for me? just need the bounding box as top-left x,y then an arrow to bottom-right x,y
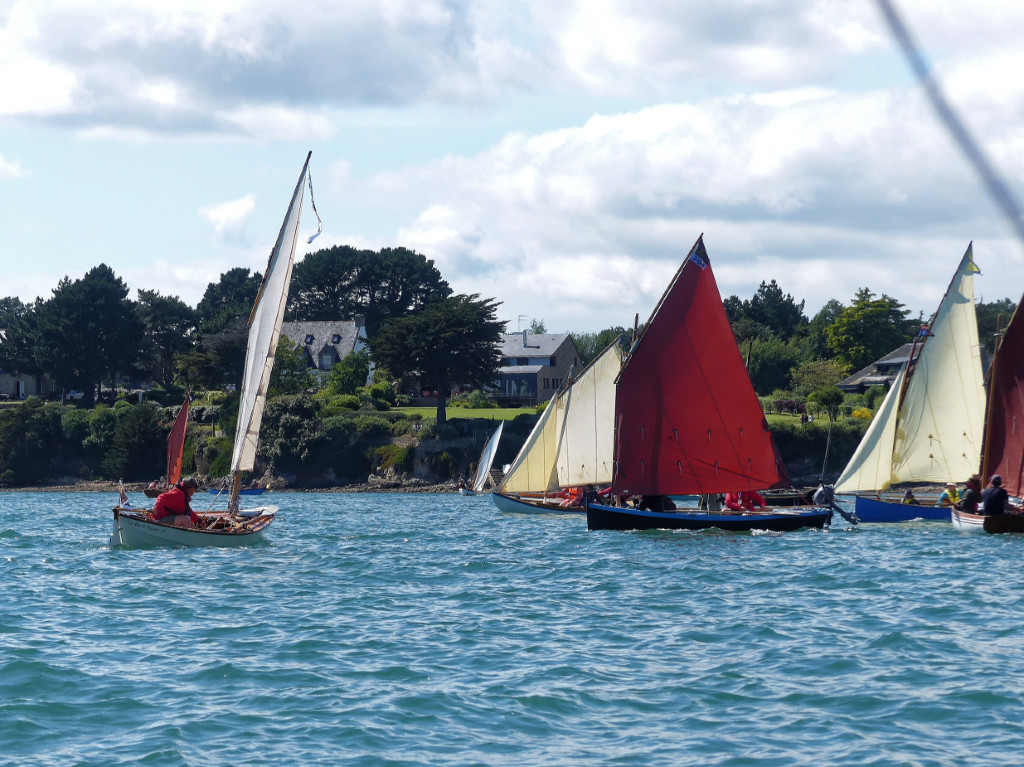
395,406 -> 538,420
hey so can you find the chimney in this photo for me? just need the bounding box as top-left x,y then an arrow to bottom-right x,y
521,330 -> 528,347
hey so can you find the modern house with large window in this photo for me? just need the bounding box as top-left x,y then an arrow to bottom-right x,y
495,332 -> 581,407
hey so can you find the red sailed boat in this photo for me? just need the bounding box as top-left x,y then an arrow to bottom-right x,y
143,396 -> 191,498
586,235 -> 830,532
953,290 -> 1024,533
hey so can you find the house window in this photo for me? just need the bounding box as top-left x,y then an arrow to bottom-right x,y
331,334 -> 341,344
543,377 -> 549,389
320,352 -> 334,369
304,334 -> 315,345
550,355 -> 557,366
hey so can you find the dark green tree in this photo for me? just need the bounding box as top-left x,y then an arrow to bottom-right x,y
34,265 -> 145,405
288,245 -> 451,334
369,294 -> 504,424
0,297 -> 26,329
747,280 -> 807,339
101,404 -> 165,480
806,299 -> 844,359
0,298 -> 47,395
746,337 -> 803,395
196,267 -> 261,334
826,289 -> 913,371
976,297 -> 1017,354
790,358 -> 851,396
0,398 -> 63,485
136,289 -> 197,387
175,350 -> 224,391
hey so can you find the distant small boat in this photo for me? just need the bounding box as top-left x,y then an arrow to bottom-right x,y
461,422 -> 504,496
144,395 -> 191,498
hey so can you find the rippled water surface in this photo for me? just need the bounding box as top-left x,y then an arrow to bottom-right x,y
2,490 -> 1024,766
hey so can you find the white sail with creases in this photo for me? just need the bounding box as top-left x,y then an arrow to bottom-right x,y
229,152 -> 310,506
890,246 -> 986,483
554,339 -> 621,487
835,365 -> 905,493
472,421 -> 504,492
497,395 -> 566,494
834,244 -> 985,492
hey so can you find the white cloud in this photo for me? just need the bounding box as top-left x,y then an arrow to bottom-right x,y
0,154 -> 27,178
199,194 -> 256,239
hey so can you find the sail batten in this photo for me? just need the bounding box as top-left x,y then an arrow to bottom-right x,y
611,236 -> 785,496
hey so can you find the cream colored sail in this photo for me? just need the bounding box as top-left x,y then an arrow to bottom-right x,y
890,247 -> 985,483
554,340 -> 620,487
834,245 -> 984,492
230,153 -> 310,502
497,395 -> 565,493
835,366 -> 905,493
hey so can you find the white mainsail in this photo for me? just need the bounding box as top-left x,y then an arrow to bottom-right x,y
472,421 -> 504,492
554,340 -> 621,487
834,245 -> 985,492
229,152 -> 310,507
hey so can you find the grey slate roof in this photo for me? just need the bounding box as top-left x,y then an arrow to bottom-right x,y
280,319 -> 367,371
500,332 -> 571,358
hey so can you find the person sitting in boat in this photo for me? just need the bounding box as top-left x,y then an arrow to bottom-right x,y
148,479 -> 160,490
955,475 -> 982,513
937,483 -> 961,507
456,478 -> 467,491
724,490 -> 766,511
901,490 -> 919,505
152,477 -> 202,528
636,495 -> 676,511
980,475 -> 1009,516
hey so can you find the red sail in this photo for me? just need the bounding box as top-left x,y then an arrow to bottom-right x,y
166,397 -> 190,486
612,236 -> 786,496
981,303 -> 1024,496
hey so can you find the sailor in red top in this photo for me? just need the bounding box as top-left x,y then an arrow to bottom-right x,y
724,490 -> 767,511
152,477 -> 202,527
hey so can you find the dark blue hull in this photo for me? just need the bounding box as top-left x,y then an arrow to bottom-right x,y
852,495 -> 949,523
586,502 -> 831,532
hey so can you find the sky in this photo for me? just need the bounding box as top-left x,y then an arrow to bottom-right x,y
2,0 -> 1024,334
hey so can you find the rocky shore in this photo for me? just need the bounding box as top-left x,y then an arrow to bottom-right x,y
0,476 -> 464,494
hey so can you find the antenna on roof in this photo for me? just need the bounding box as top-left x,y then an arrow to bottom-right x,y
517,314 -> 528,331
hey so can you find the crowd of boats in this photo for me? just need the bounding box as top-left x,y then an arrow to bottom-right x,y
108,151 -> 1024,548
473,239 -> 1024,537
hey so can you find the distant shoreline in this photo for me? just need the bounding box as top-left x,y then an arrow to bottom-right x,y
0,479 -> 461,494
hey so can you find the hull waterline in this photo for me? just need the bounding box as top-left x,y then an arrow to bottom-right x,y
853,495 -> 951,523
110,507 -> 276,548
586,502 -> 830,532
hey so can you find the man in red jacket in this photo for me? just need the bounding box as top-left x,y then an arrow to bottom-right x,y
152,477 -> 202,527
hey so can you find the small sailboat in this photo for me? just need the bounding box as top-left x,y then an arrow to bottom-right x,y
492,338 -> 621,514
143,395 -> 190,498
953,282 -> 1024,533
460,422 -> 504,495
835,245 -> 986,522
585,236 -> 830,533
111,152 -> 316,547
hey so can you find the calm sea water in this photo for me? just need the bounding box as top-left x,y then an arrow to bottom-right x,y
2,491 -> 1023,766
